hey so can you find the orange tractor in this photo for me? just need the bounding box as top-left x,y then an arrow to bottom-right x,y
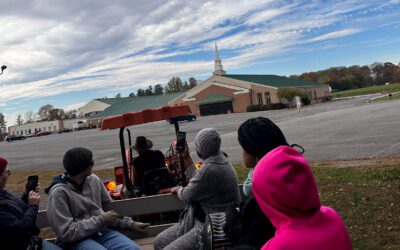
101,105 -> 192,199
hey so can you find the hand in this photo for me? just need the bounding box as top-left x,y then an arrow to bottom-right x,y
132,222 -> 151,232
103,210 -> 119,226
24,182 -> 40,195
170,186 -> 181,194
28,191 -> 40,206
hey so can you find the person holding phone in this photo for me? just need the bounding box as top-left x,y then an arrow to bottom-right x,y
45,147 -> 149,250
0,156 -> 61,250
154,128 -> 240,250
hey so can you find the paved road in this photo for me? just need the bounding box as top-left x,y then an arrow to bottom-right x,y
2,95 -> 400,172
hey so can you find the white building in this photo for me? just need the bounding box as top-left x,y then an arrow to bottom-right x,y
77,98 -> 124,118
8,120 -> 62,136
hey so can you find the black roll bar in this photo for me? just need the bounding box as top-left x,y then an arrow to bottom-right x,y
173,121 -> 187,187
119,127 -> 134,192
127,128 -> 133,159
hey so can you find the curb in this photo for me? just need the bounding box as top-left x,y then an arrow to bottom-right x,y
368,91 -> 400,102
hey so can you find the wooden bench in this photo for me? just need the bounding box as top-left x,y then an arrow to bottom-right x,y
37,193 -> 186,249
37,186 -> 244,249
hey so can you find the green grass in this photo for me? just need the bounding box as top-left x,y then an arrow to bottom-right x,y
332,83 -> 400,98
312,164 -> 400,250
371,92 -> 400,102
237,160 -> 400,250
7,157 -> 400,249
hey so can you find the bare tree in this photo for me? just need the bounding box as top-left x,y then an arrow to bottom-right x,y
16,114 -> 24,125
64,109 -> 77,119
24,111 -> 36,124
0,113 -> 7,141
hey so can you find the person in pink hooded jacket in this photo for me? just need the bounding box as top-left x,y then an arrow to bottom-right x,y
252,146 -> 352,250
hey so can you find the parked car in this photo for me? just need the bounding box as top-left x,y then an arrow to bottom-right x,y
167,113 -> 196,124
35,131 -> 52,136
5,135 -> 25,142
25,133 -> 36,138
58,128 -> 73,134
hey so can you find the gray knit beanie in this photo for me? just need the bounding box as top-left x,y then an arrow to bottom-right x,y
63,147 -> 93,176
195,128 -> 221,158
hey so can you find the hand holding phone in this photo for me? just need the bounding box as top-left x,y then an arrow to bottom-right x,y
176,131 -> 186,152
27,175 -> 39,193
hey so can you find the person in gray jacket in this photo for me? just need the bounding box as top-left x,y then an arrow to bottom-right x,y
154,128 -> 241,250
46,147 -> 150,250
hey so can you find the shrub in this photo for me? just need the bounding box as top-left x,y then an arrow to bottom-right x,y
278,88 -> 304,106
301,94 -> 311,105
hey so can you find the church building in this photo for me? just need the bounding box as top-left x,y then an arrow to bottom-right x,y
168,44 -> 331,116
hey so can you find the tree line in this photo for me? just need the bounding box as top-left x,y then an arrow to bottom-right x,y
2,76 -> 199,136
13,105 -> 77,126
113,76 -> 198,98
290,62 -> 400,91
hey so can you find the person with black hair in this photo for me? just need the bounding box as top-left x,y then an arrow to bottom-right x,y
46,147 -> 149,250
223,117 -> 300,249
238,117 -> 289,197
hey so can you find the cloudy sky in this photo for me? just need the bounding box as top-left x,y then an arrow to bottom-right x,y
1,0 -> 400,126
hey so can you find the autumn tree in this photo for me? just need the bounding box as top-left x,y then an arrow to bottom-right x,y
154,84 -> 164,95
137,89 -> 145,96
189,77 -> 198,88
182,81 -> 190,90
37,104 -> 54,121
145,85 -> 153,96
48,109 -> 65,120
165,77 -> 184,93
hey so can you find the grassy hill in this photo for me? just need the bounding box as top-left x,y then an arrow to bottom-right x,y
332,83 -> 400,98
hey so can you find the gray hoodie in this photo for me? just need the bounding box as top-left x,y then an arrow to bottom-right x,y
46,174 -> 134,243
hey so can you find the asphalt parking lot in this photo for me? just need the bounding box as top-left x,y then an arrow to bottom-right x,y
1,95 -> 400,171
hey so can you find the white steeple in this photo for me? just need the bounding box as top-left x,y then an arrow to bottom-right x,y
213,42 -> 226,76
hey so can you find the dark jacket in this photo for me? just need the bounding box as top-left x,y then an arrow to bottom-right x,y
132,149 -> 165,189
0,189 -> 40,250
224,193 -> 275,249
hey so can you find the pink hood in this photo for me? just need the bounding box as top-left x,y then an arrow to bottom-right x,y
252,146 -> 352,250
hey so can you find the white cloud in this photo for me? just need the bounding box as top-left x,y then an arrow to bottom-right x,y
0,0 -> 398,120
308,29 -> 362,42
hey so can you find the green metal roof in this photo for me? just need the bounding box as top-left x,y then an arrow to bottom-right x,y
224,74 -> 324,88
95,97 -> 128,105
198,94 -> 233,105
92,92 -> 184,119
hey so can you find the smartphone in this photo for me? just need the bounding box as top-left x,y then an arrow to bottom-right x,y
176,131 -> 186,152
27,175 -> 39,192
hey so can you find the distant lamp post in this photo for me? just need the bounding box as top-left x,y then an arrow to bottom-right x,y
0,65 -> 7,75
